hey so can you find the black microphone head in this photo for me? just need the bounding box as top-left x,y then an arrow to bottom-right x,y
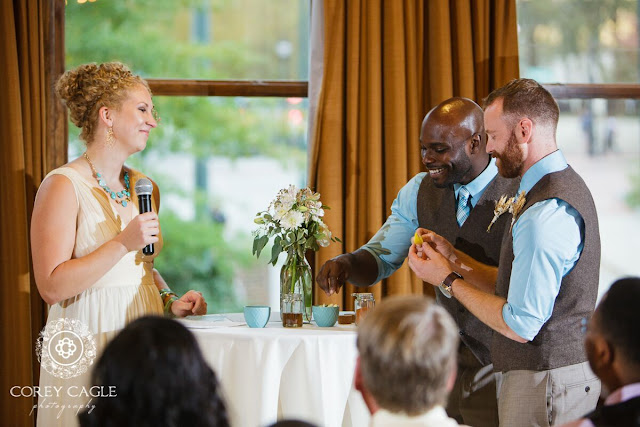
134,178 -> 153,196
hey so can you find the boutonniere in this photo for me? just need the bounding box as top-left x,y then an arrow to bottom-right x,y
509,191 -> 527,231
487,194 -> 514,232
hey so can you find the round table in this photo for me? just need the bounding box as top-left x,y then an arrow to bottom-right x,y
187,314 -> 370,427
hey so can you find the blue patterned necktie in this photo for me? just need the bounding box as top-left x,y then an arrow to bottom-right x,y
456,186 -> 471,227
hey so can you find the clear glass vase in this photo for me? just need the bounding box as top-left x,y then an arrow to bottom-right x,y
280,249 -> 312,323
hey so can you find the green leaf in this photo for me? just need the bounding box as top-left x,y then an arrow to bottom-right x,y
297,246 -> 306,259
255,235 -> 269,258
270,240 -> 282,266
252,237 -> 258,255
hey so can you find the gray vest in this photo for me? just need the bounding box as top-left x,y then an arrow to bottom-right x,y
493,166 -> 601,372
417,172 -> 519,366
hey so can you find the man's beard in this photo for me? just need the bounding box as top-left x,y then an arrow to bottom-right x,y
495,131 -> 524,178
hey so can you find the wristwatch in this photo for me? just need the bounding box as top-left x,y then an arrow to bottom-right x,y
438,271 -> 463,299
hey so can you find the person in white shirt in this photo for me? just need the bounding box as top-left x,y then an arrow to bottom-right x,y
560,277 -> 640,427
355,295 -> 466,427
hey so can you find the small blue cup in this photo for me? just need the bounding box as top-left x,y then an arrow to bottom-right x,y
244,306 -> 271,328
313,305 -> 339,327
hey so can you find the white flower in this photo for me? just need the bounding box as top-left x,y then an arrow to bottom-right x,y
317,237 -> 330,247
276,185 -> 297,210
298,187 -> 312,200
317,222 -> 331,247
273,204 -> 290,221
281,210 -> 305,230
280,197 -> 295,211
253,185 -> 336,262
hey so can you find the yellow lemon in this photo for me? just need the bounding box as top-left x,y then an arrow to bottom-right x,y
414,231 -> 423,245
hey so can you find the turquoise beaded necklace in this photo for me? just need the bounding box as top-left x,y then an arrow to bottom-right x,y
83,152 -> 131,207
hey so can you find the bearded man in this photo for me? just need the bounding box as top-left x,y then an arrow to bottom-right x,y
409,79 -> 602,426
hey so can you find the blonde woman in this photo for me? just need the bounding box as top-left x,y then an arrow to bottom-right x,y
31,62 -> 207,426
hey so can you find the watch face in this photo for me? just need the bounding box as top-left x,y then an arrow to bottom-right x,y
438,284 -> 453,299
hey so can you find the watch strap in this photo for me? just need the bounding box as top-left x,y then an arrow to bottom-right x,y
442,271 -> 463,288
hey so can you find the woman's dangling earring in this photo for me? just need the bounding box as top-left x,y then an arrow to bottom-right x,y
106,127 -> 115,148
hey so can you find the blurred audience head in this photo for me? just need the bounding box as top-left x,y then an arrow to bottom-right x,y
78,316 -> 229,427
585,277 -> 640,394
355,295 -> 459,416
267,420 -> 318,427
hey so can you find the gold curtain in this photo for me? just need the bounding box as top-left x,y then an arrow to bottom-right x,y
0,1 -> 65,425
310,0 -> 519,309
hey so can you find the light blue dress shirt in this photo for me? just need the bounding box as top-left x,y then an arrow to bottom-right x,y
362,159 -> 499,283
502,150 -> 585,341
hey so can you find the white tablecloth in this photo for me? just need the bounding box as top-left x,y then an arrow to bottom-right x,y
188,314 -> 370,427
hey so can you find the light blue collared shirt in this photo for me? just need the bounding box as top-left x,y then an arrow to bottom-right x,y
362,159 -> 499,283
453,160 -> 499,209
502,150 -> 585,341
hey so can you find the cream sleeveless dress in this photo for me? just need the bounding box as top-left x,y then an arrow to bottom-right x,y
36,167 -> 164,427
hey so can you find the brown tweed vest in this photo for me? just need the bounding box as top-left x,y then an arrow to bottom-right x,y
493,166 -> 601,372
417,172 -> 519,366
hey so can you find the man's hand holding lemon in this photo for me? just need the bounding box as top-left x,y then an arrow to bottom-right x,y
412,228 -> 457,262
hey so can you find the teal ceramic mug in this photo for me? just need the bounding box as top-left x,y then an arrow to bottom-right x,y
243,305 -> 271,328
312,305 -> 339,327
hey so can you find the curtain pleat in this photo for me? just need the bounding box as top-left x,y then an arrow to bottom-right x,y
1,1 -> 61,425
309,0 -> 519,309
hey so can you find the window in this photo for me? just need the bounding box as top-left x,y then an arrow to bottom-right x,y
516,0 -> 640,297
64,0 -> 310,312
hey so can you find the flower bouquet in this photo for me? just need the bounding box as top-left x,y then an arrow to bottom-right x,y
253,185 -> 339,322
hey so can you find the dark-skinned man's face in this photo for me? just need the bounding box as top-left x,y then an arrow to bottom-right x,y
420,121 -> 475,188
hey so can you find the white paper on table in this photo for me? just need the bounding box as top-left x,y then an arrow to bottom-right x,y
177,314 -> 246,329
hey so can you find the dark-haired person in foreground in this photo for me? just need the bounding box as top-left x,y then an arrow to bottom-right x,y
409,79 -> 602,426
355,295 -> 465,426
267,421 -> 318,427
79,316 -> 229,427
318,97 -> 518,427
560,277 -> 640,427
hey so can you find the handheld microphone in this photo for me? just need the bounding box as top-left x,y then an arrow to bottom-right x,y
134,178 -> 154,255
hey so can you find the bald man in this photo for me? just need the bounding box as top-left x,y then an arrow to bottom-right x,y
409,80 -> 602,426
317,97 -> 518,427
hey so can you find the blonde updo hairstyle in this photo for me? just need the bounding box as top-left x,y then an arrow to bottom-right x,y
55,62 -> 152,143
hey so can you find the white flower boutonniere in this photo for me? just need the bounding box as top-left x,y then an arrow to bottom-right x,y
487,194 -> 514,232
509,191 -> 527,232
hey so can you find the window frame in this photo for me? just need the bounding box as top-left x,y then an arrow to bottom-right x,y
148,80 -> 308,98
49,0 -> 309,168
542,84 -> 640,100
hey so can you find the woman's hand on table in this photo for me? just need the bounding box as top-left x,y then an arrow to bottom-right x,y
171,290 -> 207,317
